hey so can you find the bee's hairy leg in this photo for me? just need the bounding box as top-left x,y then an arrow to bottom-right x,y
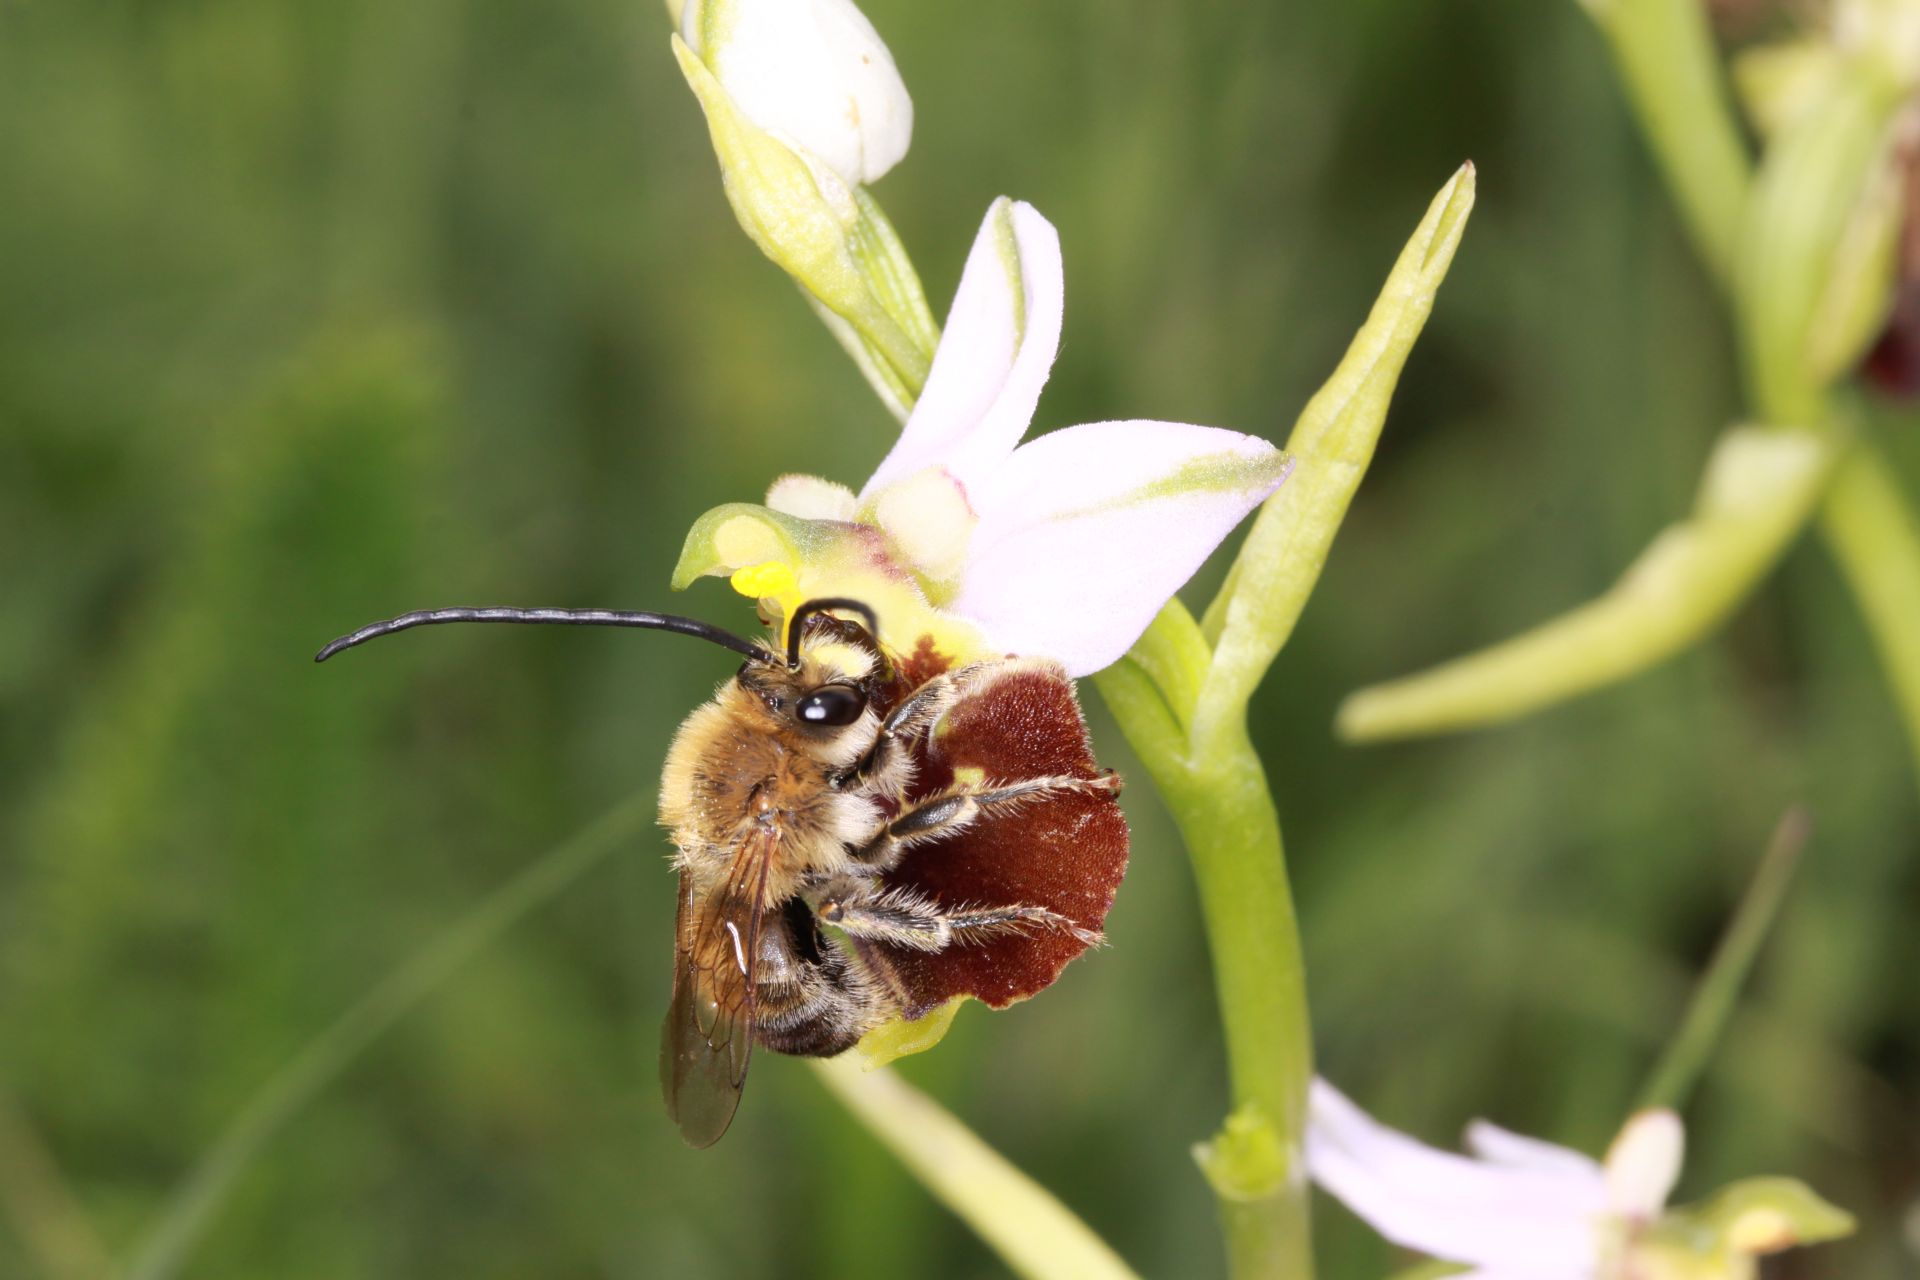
811,880 -> 1101,952
851,772 -> 1122,867
848,666 -> 981,784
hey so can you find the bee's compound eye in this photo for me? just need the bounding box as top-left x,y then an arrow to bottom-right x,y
796,685 -> 867,727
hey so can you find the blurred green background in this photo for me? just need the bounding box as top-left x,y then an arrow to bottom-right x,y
2,0 -> 1915,1276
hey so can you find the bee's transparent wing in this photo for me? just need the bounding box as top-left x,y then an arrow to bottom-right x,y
659,836 -> 774,1148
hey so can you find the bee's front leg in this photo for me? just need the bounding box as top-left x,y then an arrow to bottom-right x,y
846,665 -> 981,787
808,878 -> 1101,952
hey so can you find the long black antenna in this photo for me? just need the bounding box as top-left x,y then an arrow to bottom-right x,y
314,607 -> 772,664
784,597 -> 882,669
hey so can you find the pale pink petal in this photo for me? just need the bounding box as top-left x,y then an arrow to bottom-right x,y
860,199 -> 1062,500
949,420 -> 1288,676
1603,1110 -> 1683,1221
1466,1120 -> 1606,1185
1306,1079 -> 1603,1276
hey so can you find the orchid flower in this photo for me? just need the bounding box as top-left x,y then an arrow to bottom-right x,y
674,196 -> 1293,677
1306,1078 -> 1853,1280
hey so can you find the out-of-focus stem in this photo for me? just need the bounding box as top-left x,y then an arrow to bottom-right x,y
1819,439 -> 1920,790
1638,807 -> 1810,1111
0,1086 -> 112,1280
812,1058 -> 1141,1280
122,792 -> 656,1280
1578,0 -> 1752,286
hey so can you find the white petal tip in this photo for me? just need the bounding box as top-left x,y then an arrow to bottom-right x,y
1605,1109 -> 1684,1219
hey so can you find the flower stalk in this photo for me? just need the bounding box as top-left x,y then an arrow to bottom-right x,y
1820,439 -> 1920,794
1098,165 -> 1477,1280
1577,0 -> 1752,288
1638,808 -> 1811,1113
811,1057 -> 1141,1280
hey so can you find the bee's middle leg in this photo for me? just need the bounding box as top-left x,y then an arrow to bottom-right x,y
851,772 -> 1121,869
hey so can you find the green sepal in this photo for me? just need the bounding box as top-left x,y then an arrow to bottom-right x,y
1735,36 -> 1912,423
1634,1176 -> 1855,1277
670,502 -> 834,590
1731,38 -> 1841,141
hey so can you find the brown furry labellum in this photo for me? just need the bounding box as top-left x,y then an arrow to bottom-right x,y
856,655 -> 1129,1017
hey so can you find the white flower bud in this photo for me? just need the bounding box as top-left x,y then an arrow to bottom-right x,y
681,0 -> 912,187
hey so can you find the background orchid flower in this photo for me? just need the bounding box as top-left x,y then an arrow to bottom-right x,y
675,196 -> 1293,677
1306,1078 -> 1852,1280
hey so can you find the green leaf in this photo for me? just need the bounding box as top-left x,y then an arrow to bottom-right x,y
1338,425 -> 1836,741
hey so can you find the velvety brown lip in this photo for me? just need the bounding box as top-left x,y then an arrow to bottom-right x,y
856,657 -> 1128,1017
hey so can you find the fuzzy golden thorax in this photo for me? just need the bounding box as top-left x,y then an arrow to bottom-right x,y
657,640 -> 891,903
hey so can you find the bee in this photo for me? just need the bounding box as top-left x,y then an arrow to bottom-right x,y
317,596 -> 1125,1147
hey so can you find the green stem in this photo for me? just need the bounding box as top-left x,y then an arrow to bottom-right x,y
1173,723 -> 1314,1280
1098,642 -> 1313,1280
121,792 -> 655,1280
811,1058 -> 1141,1280
1818,439 -> 1920,791
1638,806 -> 1810,1111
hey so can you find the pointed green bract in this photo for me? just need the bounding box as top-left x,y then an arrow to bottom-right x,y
1338,425 -> 1835,741
1193,162 -> 1475,742
1088,165 -> 1479,1280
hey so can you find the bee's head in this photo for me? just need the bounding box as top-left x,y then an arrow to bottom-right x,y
733,598 -> 890,745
